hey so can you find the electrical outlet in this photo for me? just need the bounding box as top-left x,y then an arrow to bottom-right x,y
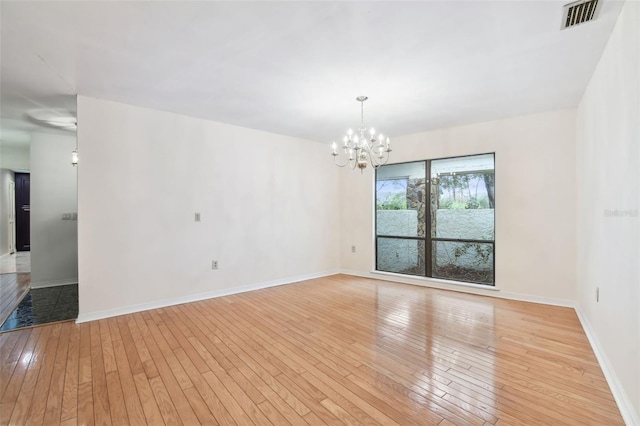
212,260 -> 218,269
351,245 -> 356,253
596,287 -> 599,302
195,212 -> 201,222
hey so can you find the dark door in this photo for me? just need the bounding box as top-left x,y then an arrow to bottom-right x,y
15,173 -> 30,251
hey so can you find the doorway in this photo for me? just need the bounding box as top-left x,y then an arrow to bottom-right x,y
0,132 -> 79,332
15,172 -> 30,251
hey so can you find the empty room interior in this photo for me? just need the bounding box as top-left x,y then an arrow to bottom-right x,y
0,0 -> 638,425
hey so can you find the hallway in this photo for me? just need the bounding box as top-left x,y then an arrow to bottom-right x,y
0,252 -> 79,332
0,252 -> 31,327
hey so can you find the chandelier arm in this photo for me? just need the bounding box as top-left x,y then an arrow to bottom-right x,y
333,151 -> 360,169
333,155 -> 351,168
372,157 -> 390,168
369,150 -> 391,168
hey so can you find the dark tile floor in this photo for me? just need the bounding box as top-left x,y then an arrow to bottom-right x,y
0,284 -> 78,332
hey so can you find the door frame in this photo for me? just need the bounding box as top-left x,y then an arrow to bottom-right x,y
8,180 -> 16,254
14,172 -> 30,252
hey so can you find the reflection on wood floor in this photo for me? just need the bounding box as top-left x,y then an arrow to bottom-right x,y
0,272 -> 30,328
0,252 -> 31,274
0,274 -> 625,425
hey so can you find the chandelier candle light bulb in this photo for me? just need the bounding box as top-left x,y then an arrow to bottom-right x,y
331,96 -> 391,172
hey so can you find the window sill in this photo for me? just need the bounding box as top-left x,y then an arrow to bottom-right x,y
370,270 -> 500,291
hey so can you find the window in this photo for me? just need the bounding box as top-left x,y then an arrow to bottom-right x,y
375,153 -> 495,285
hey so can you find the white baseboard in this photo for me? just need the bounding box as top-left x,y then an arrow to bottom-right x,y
30,279 -> 78,289
339,269 -> 576,308
496,290 -> 576,308
76,269 -> 340,324
575,307 -> 638,426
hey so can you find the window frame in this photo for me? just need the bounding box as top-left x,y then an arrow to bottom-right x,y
374,153 -> 496,286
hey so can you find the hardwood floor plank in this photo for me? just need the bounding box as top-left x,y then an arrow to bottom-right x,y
25,323 -> 62,424
1,327 -> 40,404
0,275 -> 625,425
132,373 -> 165,426
60,416 -> 78,426
78,324 -> 93,388
0,331 -> 20,365
201,370 -> 254,425
143,312 -> 194,391
76,381 -> 94,426
183,386 -> 219,425
43,323 -> 72,425
274,372 -> 351,425
126,315 -> 159,379
115,316 -> 144,377
149,375 -> 183,425
0,329 -> 31,401
134,313 -> 200,425
105,370 -> 129,425
344,372 -> 444,425
188,334 -> 272,425
99,320 -> 117,374
0,402 -> 13,425
159,307 -> 210,374
173,347 -> 236,425
6,326 -> 52,424
257,399 -> 291,426
78,356 -> 92,386
61,324 -> 80,422
89,320 -> 112,426
320,397 -> 366,426
110,336 -> 147,425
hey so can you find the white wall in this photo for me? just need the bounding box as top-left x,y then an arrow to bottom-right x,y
30,132 -> 79,287
0,169 -> 16,255
576,1 -> 639,423
341,109 -> 577,303
76,96 -> 340,320
0,145 -> 30,170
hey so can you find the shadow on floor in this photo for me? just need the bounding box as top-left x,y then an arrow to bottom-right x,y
0,284 -> 78,332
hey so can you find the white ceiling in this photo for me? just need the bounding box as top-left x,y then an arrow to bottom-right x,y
0,0 -> 624,145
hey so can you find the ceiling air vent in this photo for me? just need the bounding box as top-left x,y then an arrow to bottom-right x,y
562,0 -> 601,29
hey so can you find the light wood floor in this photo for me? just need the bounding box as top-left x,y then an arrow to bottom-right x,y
0,274 -> 624,425
0,253 -> 30,275
0,273 -> 31,328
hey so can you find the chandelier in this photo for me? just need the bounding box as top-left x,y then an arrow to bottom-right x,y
331,96 -> 391,172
